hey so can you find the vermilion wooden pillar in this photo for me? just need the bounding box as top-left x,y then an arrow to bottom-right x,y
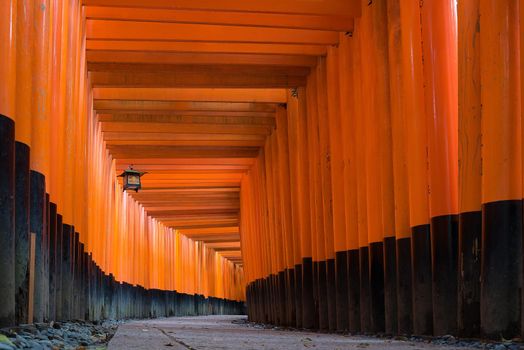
458,0 -> 482,338
316,58 -> 338,332
387,0 -> 408,335
421,0 -> 459,336
479,0 -> 522,339
399,0 -> 433,335
325,47 -> 348,332
0,0 -> 17,328
338,32 -> 361,334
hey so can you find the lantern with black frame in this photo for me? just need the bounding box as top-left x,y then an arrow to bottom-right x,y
118,166 -> 147,192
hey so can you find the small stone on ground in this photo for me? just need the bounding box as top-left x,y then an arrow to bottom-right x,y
0,319 -> 121,349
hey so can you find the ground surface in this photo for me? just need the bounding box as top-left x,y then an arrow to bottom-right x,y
108,315 -> 515,350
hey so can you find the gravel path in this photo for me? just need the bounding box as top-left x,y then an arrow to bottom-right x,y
0,320 -> 121,349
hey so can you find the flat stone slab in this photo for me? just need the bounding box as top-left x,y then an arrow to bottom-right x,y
108,315 -> 493,350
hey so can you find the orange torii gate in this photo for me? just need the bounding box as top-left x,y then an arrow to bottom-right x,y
0,0 -> 523,342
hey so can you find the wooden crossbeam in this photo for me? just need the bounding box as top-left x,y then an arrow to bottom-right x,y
85,6 -> 354,31
87,51 -> 318,67
94,100 -> 278,114
93,88 -> 287,103
98,114 -> 275,126
90,70 -> 307,88
83,0 -> 360,19
87,40 -> 327,56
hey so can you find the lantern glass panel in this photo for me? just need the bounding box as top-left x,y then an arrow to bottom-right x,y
127,175 -> 140,186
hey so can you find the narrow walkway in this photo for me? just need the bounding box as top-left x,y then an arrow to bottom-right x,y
108,316 -> 482,350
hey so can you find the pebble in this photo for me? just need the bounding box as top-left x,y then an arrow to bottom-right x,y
0,319 -> 122,349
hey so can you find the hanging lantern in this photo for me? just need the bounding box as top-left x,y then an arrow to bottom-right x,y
118,166 -> 146,192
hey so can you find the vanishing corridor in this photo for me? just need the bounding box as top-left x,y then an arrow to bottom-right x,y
0,0 -> 524,349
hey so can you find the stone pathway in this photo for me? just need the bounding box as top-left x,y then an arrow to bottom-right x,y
108,315 -> 522,350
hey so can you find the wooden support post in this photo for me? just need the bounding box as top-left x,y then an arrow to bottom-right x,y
306,69 -> 327,330
275,105 -> 296,327
458,0 -> 481,338
420,0 -> 459,336
399,0 -> 433,335
479,0 -> 522,339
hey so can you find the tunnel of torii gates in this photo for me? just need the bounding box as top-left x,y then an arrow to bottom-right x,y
1,0 -> 524,343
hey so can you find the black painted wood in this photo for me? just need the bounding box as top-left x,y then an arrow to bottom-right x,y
335,251 -> 349,332
0,115 -> 15,327
302,257 -> 314,329
384,237 -> 398,334
326,258 -> 337,331
294,264 -> 303,328
458,210 -> 481,337
370,242 -> 385,333
30,171 -> 46,323
317,260 -> 329,330
481,200 -> 522,339
348,249 -> 361,333
412,224 -> 433,335
431,214 -> 458,335
396,237 -> 413,335
14,142 -> 30,325
359,247 -> 371,333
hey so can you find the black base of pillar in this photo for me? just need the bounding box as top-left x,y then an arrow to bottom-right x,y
0,115 -> 15,327
396,237 -> 413,335
359,247 -> 371,333
326,258 -> 337,331
302,257 -> 314,329
317,260 -> 329,330
285,268 -> 296,327
14,142 -> 30,325
348,249 -> 360,333
48,203 -> 58,322
412,224 -> 433,335
278,271 -> 286,326
431,214 -> 458,335
30,170 -> 46,323
294,264 -> 303,328
383,237 -> 397,334
369,242 -> 385,333
335,251 -> 349,332
458,210 -> 481,338
312,261 -> 320,329
481,200 -> 522,339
